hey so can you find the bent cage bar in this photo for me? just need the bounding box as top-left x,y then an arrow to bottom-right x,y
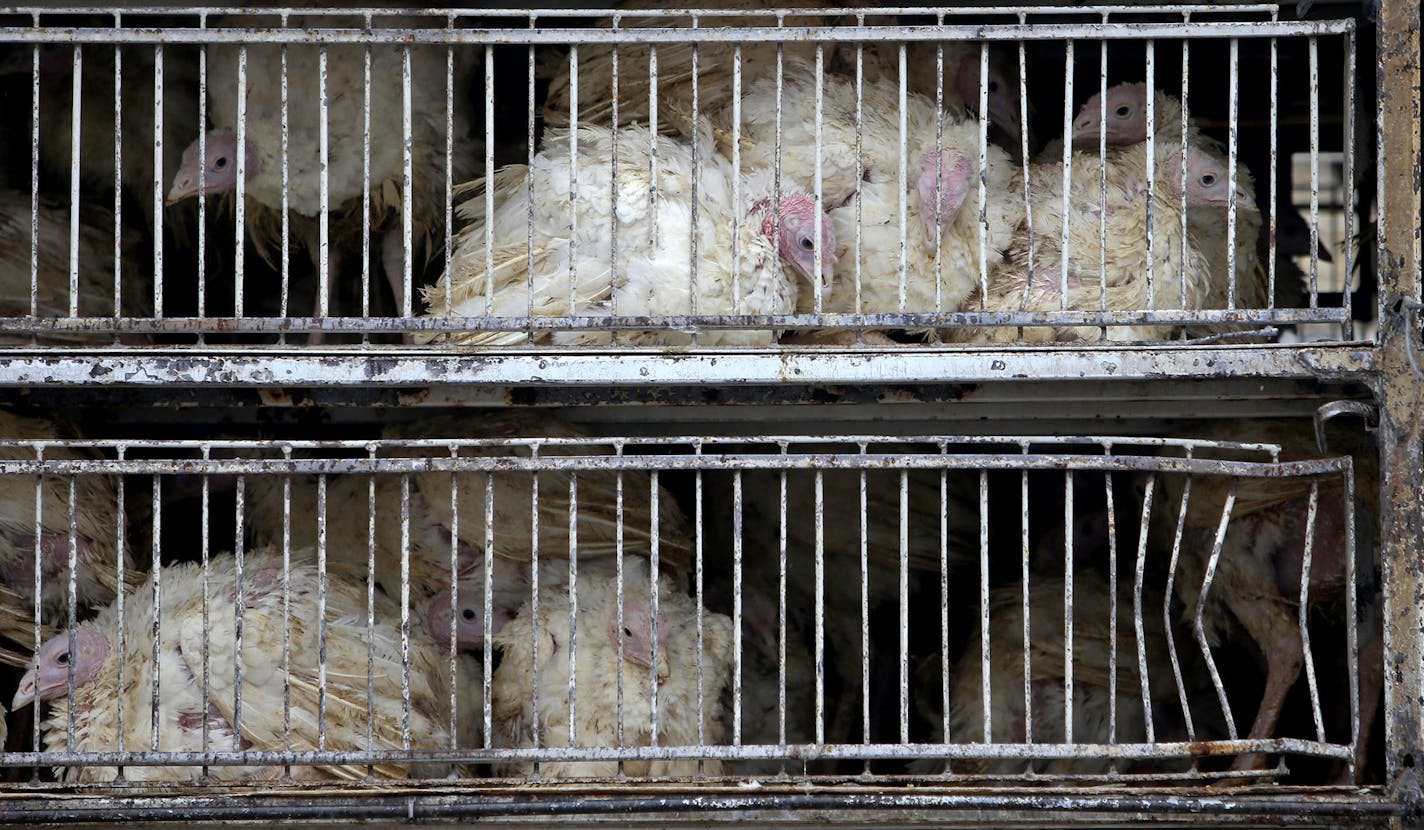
0,4 -> 1378,356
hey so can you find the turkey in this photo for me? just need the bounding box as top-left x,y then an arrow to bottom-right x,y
0,410 -> 129,662
1064,82 -> 1216,156
1161,420 -> 1381,778
1,188 -> 148,345
539,4 -> 1022,156
718,464 -> 981,748
10,548 -> 451,782
1053,82 -> 1267,330
950,141 -> 1243,343
900,42 -> 1025,152
916,570 -> 1179,777
490,554 -> 734,778
712,577 -> 817,775
385,412 -> 697,585
0,584 -> 55,668
0,44 -> 200,240
417,122 -> 834,347
723,66 -> 1024,336
165,14 -> 477,320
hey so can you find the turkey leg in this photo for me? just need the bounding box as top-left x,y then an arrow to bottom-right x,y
1232,627 -> 1305,772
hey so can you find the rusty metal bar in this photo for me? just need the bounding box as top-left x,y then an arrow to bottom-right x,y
1375,0 -> 1423,801
0,22 -> 1356,46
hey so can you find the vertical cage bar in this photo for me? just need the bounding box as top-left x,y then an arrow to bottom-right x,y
150,45 -> 163,318
66,46 -> 82,319
1308,36 -> 1321,306
1341,27 -> 1355,334
1267,28 -> 1278,306
814,468 -> 826,745
979,469 -> 991,742
1063,472 -> 1074,743
899,469 -> 910,743
1020,462 -> 1032,744
1227,38 -> 1240,309
280,40 -> 290,321
1059,40 -> 1074,307
233,45 -> 246,317
317,47 -> 331,319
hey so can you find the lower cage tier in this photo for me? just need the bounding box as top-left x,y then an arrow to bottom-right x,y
0,409 -> 1380,796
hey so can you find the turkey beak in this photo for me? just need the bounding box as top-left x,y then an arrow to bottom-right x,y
12,665 -> 38,709
165,173 -> 198,207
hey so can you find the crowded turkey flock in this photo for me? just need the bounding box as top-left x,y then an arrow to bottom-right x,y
0,13 -> 1274,348
0,13 -> 1363,784
0,406 -> 1378,782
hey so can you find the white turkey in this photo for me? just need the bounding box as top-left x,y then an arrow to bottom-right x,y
706,555 -> 817,774
165,14 -> 477,319
539,4 -> 1023,156
914,570 -> 1178,777
10,548 -> 451,782
417,122 -> 834,347
0,410 -> 129,662
235,468 -> 498,754
1,188 -> 148,345
722,65 -> 1024,337
1161,420 -> 1380,778
1054,81 -> 1266,330
950,141 -> 1244,343
490,554 -> 734,778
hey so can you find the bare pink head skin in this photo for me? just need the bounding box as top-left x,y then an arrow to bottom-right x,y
917,148 -> 973,242
1169,146 -> 1250,207
954,53 -> 1021,144
166,129 -> 259,206
765,195 -> 837,298
608,597 -> 670,678
1071,82 -> 1150,147
424,590 -> 512,653
12,624 -> 108,709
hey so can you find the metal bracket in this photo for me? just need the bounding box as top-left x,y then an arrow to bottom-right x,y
1314,400 -> 1379,454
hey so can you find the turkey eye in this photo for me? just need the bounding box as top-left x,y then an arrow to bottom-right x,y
799,236 -> 815,252
56,651 -> 69,665
1201,174 -> 1216,187
214,156 -> 228,170
461,608 -> 476,622
1115,105 -> 1131,117
622,627 -> 633,638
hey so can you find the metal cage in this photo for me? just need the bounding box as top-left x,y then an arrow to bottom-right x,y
0,435 -> 1367,777
0,1 -> 1419,826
